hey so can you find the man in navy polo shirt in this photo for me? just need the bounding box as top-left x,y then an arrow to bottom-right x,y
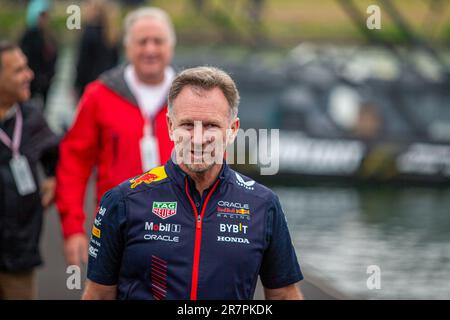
83,66 -> 304,300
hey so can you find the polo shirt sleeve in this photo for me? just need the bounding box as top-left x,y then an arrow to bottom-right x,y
87,187 -> 126,286
259,194 -> 304,289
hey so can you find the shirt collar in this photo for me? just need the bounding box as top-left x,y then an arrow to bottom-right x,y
164,157 -> 230,192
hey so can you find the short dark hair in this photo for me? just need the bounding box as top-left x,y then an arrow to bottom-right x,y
168,66 -> 240,119
0,40 -> 19,73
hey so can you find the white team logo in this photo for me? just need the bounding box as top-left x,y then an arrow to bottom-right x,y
98,206 -> 106,216
235,173 -> 255,190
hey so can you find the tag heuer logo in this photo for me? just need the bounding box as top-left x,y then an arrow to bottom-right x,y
152,202 -> 177,219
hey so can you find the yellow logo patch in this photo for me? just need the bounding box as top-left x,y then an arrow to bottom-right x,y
236,208 -> 250,215
129,166 -> 168,189
92,226 -> 101,238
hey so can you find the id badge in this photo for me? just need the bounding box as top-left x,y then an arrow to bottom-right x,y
10,155 -> 37,196
140,135 -> 160,172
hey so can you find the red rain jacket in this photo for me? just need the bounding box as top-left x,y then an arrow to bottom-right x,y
56,65 -> 174,238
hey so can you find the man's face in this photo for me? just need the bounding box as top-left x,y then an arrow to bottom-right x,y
167,86 -> 240,173
0,48 -> 34,104
125,18 -> 173,84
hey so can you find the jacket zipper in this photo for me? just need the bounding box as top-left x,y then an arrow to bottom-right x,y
185,178 -> 220,300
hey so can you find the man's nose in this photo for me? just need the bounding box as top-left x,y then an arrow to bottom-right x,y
143,40 -> 157,54
192,121 -> 204,145
27,68 -> 34,81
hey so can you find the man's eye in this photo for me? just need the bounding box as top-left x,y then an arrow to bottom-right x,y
181,123 -> 193,128
154,38 -> 165,45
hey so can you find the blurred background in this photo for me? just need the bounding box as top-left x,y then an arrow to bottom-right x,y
1,0 -> 450,299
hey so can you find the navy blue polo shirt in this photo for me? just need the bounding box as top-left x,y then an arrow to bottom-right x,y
87,159 -> 303,300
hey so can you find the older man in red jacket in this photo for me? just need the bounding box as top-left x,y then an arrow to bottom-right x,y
56,7 -> 175,266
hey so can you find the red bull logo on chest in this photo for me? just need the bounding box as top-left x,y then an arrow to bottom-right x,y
129,166 -> 168,189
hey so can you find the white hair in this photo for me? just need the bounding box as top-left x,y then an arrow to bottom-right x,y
123,7 -> 176,46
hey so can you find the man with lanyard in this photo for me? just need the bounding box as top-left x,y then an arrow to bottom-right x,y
83,66 -> 304,300
55,7 -> 175,267
0,41 -> 58,299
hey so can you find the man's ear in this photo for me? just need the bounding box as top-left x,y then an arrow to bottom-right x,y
166,113 -> 174,141
227,117 -> 240,144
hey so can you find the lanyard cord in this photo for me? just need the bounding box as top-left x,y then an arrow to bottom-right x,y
0,106 -> 22,158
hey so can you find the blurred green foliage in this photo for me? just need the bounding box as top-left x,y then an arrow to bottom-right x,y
0,0 -> 449,48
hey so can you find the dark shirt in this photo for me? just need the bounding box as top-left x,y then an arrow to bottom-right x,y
74,24 -> 119,98
0,103 -> 59,271
87,159 -> 303,299
20,26 -> 58,98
